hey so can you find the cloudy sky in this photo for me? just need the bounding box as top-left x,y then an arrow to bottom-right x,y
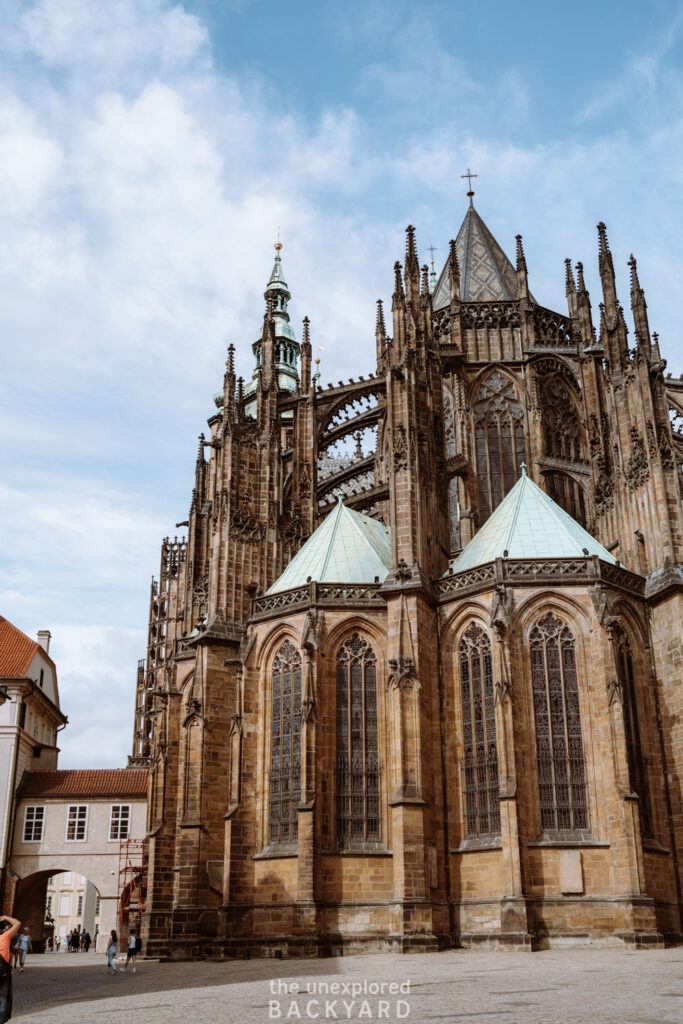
2,0 -> 683,768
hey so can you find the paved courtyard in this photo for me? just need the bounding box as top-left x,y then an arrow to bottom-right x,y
9,948 -> 683,1024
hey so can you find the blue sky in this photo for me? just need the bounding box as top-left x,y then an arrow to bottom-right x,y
1,0 -> 683,767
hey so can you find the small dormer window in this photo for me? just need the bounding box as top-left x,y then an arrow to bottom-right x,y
39,669 -> 44,688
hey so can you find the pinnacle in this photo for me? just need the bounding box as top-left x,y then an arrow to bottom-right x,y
597,221 -> 615,276
628,254 -> 641,293
515,234 -> 527,271
576,261 -> 587,293
393,261 -> 404,296
375,299 -> 386,336
302,316 -> 311,346
565,258 -> 576,295
405,224 -> 418,268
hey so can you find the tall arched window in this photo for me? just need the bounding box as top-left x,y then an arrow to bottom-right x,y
443,383 -> 461,552
459,623 -> 500,837
473,372 -> 526,523
615,630 -> 652,836
335,634 -> 380,846
530,613 -> 588,832
268,641 -> 301,844
540,375 -> 588,527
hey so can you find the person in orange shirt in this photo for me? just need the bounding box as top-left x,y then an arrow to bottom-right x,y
0,914 -> 21,1024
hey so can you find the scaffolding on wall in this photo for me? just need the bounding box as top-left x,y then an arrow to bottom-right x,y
117,837 -> 147,939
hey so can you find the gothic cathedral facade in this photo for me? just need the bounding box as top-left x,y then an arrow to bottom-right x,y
130,198 -> 683,956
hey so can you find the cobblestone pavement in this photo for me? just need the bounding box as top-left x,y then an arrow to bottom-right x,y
10,948 -> 683,1024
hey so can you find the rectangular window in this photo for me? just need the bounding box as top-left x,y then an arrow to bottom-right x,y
109,804 -> 131,841
23,805 -> 45,842
77,895 -> 83,916
65,805 -> 88,842
45,896 -> 52,916
95,895 -> 101,916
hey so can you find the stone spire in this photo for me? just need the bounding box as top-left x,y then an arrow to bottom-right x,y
628,254 -> 651,353
515,234 -> 529,300
375,298 -> 387,365
300,316 -> 311,393
404,225 -> 420,307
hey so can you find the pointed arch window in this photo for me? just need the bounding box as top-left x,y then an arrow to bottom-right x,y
268,641 -> 302,844
530,613 -> 589,832
459,624 -> 500,837
615,630 -> 652,836
443,382 -> 461,552
540,375 -> 588,527
473,372 -> 525,523
335,634 -> 380,846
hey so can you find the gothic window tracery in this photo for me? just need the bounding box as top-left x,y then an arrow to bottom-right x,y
268,640 -> 302,844
335,634 -> 381,846
459,623 -> 500,837
530,613 -> 589,833
443,384 -> 460,551
539,375 -> 588,526
473,372 -> 525,523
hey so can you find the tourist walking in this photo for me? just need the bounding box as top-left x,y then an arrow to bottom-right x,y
122,929 -> 141,973
106,930 -> 119,975
15,930 -> 31,973
83,931 -> 91,953
0,914 -> 21,1023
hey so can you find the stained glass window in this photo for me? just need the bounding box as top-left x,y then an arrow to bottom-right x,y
335,634 -> 380,845
459,624 -> 500,836
268,641 -> 302,844
530,613 -> 588,832
473,372 -> 525,523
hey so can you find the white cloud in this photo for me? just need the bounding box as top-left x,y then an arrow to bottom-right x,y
3,0 -> 683,772
20,0 -> 208,77
48,625 -> 145,769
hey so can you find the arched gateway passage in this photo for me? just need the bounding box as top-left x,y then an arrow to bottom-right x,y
8,769 -> 148,952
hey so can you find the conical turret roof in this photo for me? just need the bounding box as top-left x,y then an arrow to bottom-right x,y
432,203 -> 521,308
267,500 -> 392,594
447,469 -> 617,573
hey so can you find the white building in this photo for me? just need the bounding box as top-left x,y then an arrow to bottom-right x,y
11,770 -> 148,950
0,615 -> 148,953
0,617 -> 66,916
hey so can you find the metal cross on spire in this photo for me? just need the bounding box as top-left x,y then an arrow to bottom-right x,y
461,167 -> 477,202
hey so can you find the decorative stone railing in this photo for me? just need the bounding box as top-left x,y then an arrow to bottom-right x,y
437,555 -> 644,599
251,581 -> 386,621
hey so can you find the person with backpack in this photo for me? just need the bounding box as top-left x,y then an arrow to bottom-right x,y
0,914 -> 21,1023
122,929 -> 141,972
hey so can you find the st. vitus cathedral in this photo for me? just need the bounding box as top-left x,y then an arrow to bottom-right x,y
130,189 -> 683,957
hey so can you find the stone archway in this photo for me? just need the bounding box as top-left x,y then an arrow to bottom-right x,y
11,862 -> 119,954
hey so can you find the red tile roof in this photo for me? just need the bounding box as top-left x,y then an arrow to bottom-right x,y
0,616 -> 41,678
18,769 -> 148,799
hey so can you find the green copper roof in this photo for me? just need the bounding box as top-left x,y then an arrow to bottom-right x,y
267,500 -> 392,594
432,202 -> 527,309
447,468 -> 618,573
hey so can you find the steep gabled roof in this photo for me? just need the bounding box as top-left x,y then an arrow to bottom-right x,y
18,769 -> 148,799
447,469 -> 618,573
432,202 -> 521,308
267,499 -> 392,594
0,616 -> 42,678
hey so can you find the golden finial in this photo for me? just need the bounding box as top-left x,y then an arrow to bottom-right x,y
274,225 -> 282,252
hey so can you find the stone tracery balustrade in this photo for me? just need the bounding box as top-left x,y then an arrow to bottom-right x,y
251,581 -> 386,621
437,555 -> 645,599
